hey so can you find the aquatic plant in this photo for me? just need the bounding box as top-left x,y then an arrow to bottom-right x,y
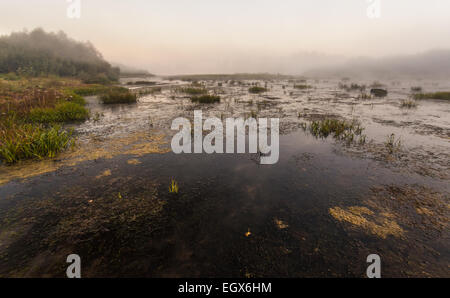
190,95 -> 220,104
385,133 -> 401,154
306,118 -> 366,145
100,88 -> 137,104
410,86 -> 422,92
400,99 -> 418,108
168,179 -> 179,193
248,86 -> 267,94
414,92 -> 450,100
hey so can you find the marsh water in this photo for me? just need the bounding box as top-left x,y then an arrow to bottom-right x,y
0,77 -> 449,277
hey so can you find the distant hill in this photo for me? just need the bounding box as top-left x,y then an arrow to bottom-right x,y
0,28 -> 119,83
304,49 -> 450,79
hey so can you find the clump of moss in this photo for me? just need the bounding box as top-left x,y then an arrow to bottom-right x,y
190,95 -> 220,104
414,92 -> 450,100
248,86 -> 267,94
100,88 -> 137,104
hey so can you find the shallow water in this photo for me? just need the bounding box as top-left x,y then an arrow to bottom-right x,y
0,78 -> 448,277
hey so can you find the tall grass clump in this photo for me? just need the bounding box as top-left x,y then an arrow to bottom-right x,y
190,95 -> 220,104
27,102 -> 89,123
414,92 -> 450,100
0,119 -> 73,164
100,88 -> 137,104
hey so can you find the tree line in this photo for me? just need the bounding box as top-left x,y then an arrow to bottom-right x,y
0,28 -> 120,83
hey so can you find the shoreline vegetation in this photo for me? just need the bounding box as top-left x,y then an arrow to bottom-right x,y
0,29 -> 145,164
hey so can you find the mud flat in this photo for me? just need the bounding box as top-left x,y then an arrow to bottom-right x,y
0,77 -> 449,277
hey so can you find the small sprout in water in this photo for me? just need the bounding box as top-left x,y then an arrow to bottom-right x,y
245,228 -> 251,237
118,192 -> 123,199
169,179 -> 179,193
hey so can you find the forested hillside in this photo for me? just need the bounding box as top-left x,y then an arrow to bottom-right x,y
0,28 -> 119,83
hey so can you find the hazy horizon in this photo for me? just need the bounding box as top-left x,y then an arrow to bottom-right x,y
1,0 -> 450,75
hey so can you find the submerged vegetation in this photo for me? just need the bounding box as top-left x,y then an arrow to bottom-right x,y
190,95 -> 220,104
414,92 -> 450,100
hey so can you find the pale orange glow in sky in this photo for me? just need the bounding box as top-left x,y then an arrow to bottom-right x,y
1,0 -> 450,74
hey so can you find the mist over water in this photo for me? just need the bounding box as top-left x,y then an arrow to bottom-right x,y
2,0 -> 450,75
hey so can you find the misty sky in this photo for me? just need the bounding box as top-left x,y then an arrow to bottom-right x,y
1,0 -> 450,74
